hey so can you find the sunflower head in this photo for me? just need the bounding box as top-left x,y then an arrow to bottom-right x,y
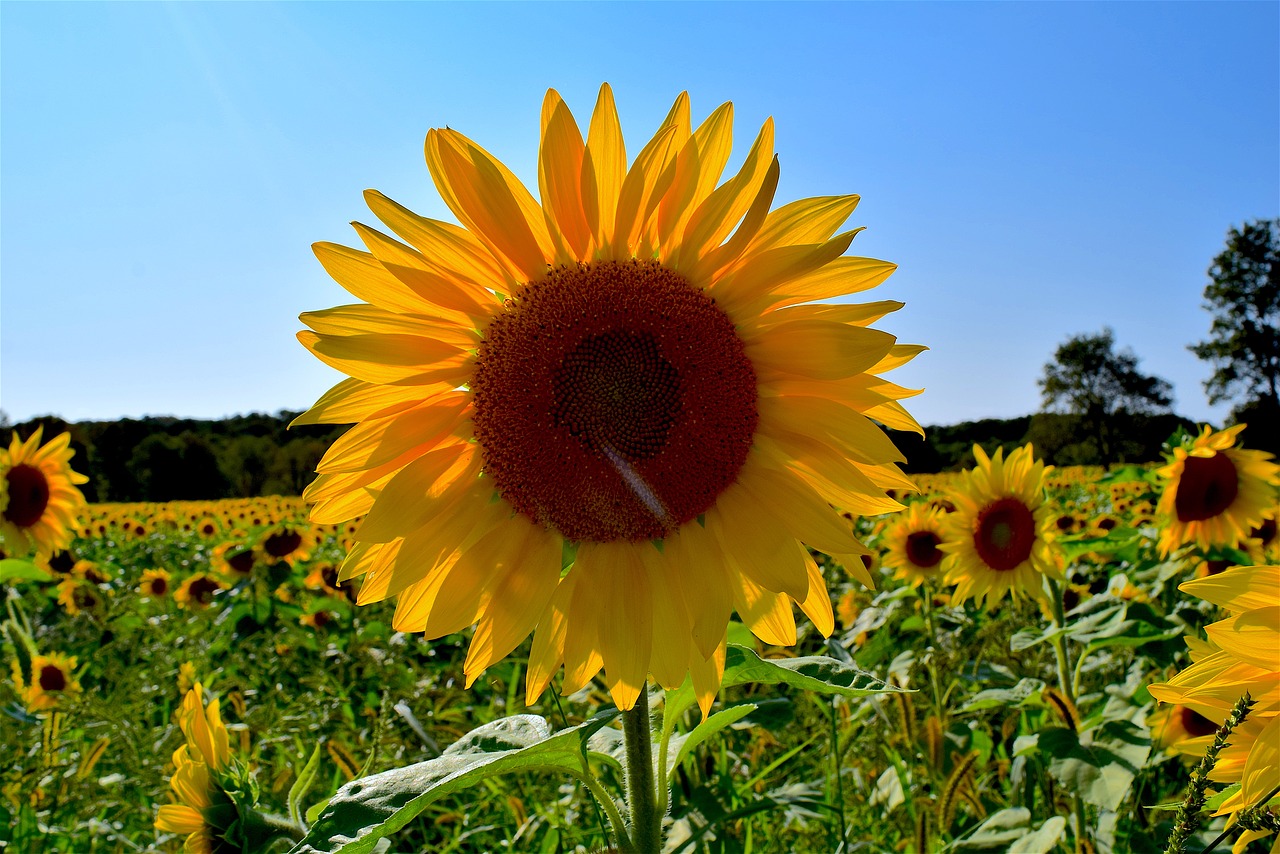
254,523 -> 312,565
175,573 -> 226,611
56,577 -> 104,617
1156,424 -> 1280,555
212,542 -> 256,578
0,428 -> 89,558
13,651 -> 81,713
297,85 -> 922,712
940,444 -> 1061,609
882,502 -> 947,587
139,568 -> 173,599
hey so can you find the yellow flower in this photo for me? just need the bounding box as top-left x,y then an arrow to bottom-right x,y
881,502 -> 947,588
139,568 -> 172,598
12,652 -> 81,712
211,542 -> 256,579
1156,425 -> 1280,556
297,85 -> 922,713
174,573 -> 225,611
940,444 -> 1060,608
1149,565 -> 1280,843
1147,702 -> 1219,757
155,683 -> 235,852
0,428 -> 89,558
254,522 -> 313,565
56,577 -> 104,616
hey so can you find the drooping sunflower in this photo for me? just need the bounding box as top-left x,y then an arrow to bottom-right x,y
155,683 -> 236,854
882,502 -> 947,588
1149,564 -> 1279,848
12,651 -> 82,712
297,85 -> 922,712
1156,424 -> 1280,556
940,444 -> 1060,608
0,427 -> 89,558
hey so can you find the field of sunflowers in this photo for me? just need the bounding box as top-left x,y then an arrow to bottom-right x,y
1,424 -> 1277,854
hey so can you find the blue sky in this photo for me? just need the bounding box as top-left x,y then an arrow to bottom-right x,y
2,2 -> 1277,429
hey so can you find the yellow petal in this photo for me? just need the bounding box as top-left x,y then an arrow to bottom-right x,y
641,546 -> 695,690
539,90 -> 590,261
729,561 -> 797,646
355,444 -> 475,543
708,483 -> 809,599
712,231 -> 858,321
315,395 -> 470,474
300,329 -> 470,386
690,638 -> 727,720
738,462 -> 867,557
526,573 -> 578,706
655,101 -> 733,249
292,378 -> 435,428
667,523 -> 734,660
747,323 -> 897,382
594,543 -> 652,710
1181,565 -> 1280,615
1205,607 -> 1280,672
796,549 -> 835,637
676,117 -> 775,266
582,83 -> 626,250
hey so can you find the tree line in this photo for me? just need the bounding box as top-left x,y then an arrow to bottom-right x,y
4,218 -> 1276,496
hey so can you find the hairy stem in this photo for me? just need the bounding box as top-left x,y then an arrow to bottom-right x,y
622,686 -> 662,854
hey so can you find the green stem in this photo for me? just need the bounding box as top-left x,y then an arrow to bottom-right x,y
622,685 -> 662,854
656,711 -> 674,819
829,698 -> 848,852
572,768 -> 632,852
240,809 -> 306,848
1045,578 -> 1076,707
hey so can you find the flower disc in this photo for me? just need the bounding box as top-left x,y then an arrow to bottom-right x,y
1174,453 -> 1239,522
973,497 -> 1036,571
471,260 -> 757,542
4,464 -> 50,528
905,530 -> 943,569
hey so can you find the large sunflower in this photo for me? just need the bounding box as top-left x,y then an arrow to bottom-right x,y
1156,424 -> 1280,556
0,427 -> 89,558
297,85 -> 922,713
940,444 -> 1060,608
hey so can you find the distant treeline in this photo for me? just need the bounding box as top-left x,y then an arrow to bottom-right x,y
4,409 -> 1204,504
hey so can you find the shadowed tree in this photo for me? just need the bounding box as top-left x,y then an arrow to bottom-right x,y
1189,219 -> 1280,452
1039,328 -> 1173,465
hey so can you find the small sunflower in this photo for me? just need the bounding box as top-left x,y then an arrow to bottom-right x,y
296,85 -> 922,712
1156,425 -> 1280,556
1147,702 -> 1219,756
139,568 -> 173,599
175,573 -> 226,611
254,522 -> 313,565
56,577 -> 104,617
12,652 -> 81,712
0,428 -> 89,558
212,542 -> 257,579
940,444 -> 1060,608
881,502 -> 947,588
1149,564 -> 1279,844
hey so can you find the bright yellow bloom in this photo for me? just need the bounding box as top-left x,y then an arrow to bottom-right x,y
1156,425 -> 1280,556
56,577 -> 104,616
254,522 -> 313,565
155,683 -> 234,852
0,428 -> 89,558
138,568 -> 173,598
940,444 -> 1060,608
12,652 -> 81,712
882,502 -> 947,588
297,85 -> 922,713
1150,565 -> 1280,846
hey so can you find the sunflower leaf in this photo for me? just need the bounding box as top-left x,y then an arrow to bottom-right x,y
0,560 -> 50,584
287,710 -> 618,854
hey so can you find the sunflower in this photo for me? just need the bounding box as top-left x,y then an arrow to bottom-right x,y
139,568 -> 173,599
940,444 -> 1060,608
12,651 -> 81,712
253,522 -> 313,565
175,573 -> 225,611
1156,425 -> 1280,556
211,542 -> 256,579
56,577 -> 104,616
1149,565 -> 1279,845
297,85 -> 921,713
155,683 -> 237,854
881,502 -> 947,588
0,428 -> 89,558
1147,702 -> 1219,756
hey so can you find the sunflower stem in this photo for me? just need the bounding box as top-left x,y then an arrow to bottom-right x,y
622,685 -> 662,854
1045,578 -> 1076,707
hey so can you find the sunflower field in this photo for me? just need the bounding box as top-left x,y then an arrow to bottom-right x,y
2,85 -> 1279,854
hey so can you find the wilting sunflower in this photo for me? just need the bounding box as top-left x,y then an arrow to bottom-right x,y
0,427 -> 89,558
940,444 -> 1060,608
1149,564 -> 1279,849
297,85 -> 921,712
1156,425 -> 1280,556
139,568 -> 173,599
882,502 -> 947,587
156,683 -> 236,854
12,651 -> 82,712
175,573 -> 226,611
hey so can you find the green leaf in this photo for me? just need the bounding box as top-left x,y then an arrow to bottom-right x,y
1006,816 -> 1067,854
953,807 -> 1032,848
662,644 -> 900,740
1038,721 -> 1151,811
961,678 -> 1046,712
288,711 -> 618,854
289,743 -> 324,828
0,560 -> 50,584
668,703 -> 756,777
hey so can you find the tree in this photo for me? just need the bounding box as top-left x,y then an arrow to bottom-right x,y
1039,328 -> 1173,464
1189,219 -> 1280,450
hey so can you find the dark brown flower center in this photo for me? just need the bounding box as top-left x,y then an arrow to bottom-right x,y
1179,706 -> 1219,738
263,530 -> 302,558
471,260 -> 757,542
38,664 -> 67,692
149,577 -> 169,595
1252,516 -> 1277,546
905,530 -> 943,569
1175,452 -> 1239,523
227,549 -> 255,574
48,550 -> 75,573
4,464 -> 51,528
973,497 -> 1037,571
188,576 -> 221,604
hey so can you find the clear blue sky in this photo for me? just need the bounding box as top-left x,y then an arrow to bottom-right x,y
3,2 -> 1277,429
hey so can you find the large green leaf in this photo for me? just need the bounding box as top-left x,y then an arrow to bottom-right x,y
288,711 -> 617,854
1038,721 -> 1151,811
0,560 -> 49,584
960,678 -> 1046,713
